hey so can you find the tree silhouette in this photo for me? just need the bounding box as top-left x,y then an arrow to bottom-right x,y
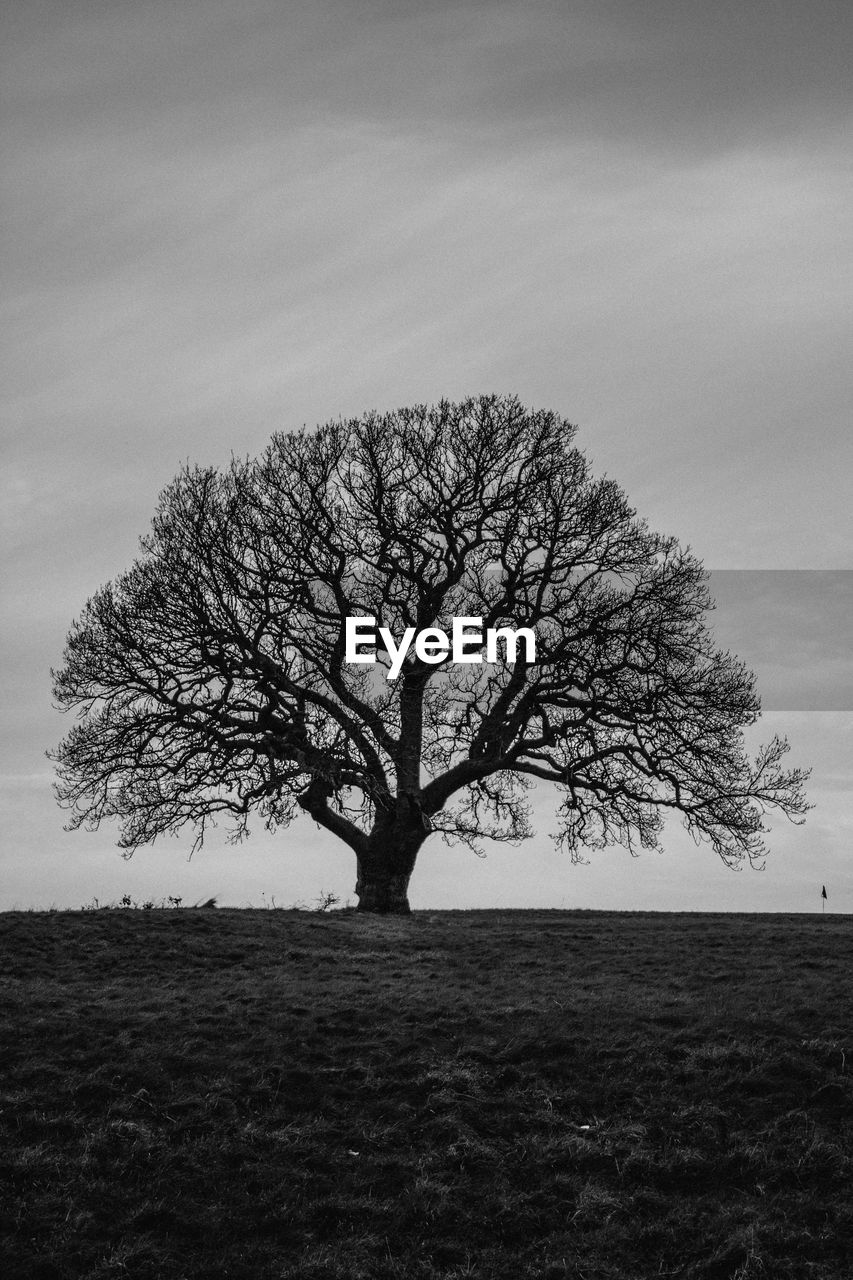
51,395 -> 810,912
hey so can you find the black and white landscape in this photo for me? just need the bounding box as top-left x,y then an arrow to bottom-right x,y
2,5 -> 850,907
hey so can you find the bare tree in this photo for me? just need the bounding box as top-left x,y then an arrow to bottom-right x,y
51,395 -> 810,912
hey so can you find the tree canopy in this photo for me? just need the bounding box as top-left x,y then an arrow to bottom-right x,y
51,395 -> 810,911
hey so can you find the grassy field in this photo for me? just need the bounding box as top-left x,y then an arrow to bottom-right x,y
0,907 -> 850,1279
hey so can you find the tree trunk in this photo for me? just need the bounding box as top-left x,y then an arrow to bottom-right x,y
355,867 -> 413,914
354,818 -> 425,914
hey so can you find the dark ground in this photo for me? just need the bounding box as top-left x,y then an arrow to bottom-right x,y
0,907 -> 850,1278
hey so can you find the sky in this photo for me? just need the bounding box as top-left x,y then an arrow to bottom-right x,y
1,0 -> 851,912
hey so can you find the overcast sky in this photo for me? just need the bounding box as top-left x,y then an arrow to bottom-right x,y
2,0 -> 850,912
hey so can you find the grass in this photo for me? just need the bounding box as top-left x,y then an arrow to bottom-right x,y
0,907 -> 850,1279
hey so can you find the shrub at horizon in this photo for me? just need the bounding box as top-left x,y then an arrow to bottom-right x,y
50,394 -> 810,914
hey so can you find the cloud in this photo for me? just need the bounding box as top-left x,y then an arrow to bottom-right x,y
708,573 -> 853,710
